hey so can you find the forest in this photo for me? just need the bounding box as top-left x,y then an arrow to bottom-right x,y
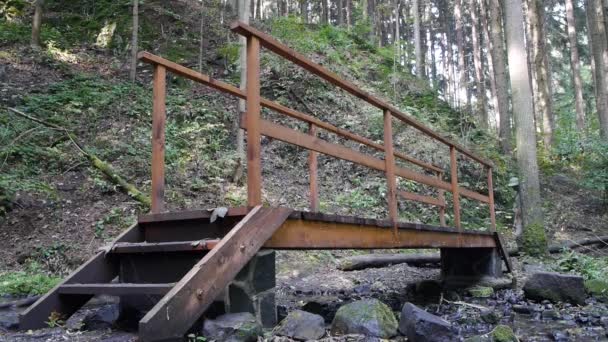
1,0 -> 608,340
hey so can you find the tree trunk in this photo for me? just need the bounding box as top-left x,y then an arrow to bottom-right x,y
489,0 -> 512,153
322,0 -> 329,24
256,0 -> 262,19
347,0 -> 353,27
413,0 -> 423,78
337,0 -> 344,25
481,0 -> 500,131
31,0 -> 44,48
235,0 -> 250,183
300,0 -> 308,22
470,0 -> 488,129
454,0 -> 468,110
130,0 -> 139,82
565,0 -> 586,131
527,0 -> 554,149
587,0 -> 608,138
504,0 -> 547,255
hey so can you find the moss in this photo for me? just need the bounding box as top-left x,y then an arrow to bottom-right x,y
585,279 -> 608,299
491,325 -> 517,342
468,286 -> 494,298
0,271 -> 61,296
521,222 -> 548,256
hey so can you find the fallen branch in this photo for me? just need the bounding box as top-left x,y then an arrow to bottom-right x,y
338,235 -> 608,271
6,107 -> 151,208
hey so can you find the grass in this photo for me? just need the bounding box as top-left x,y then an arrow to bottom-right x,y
0,263 -> 61,296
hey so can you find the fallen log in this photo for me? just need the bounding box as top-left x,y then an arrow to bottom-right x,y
338,235 -> 608,271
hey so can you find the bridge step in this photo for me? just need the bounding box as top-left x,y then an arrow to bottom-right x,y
111,240 -> 220,254
59,283 -> 174,296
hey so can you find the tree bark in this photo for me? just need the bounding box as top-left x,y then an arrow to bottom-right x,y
587,0 -> 608,138
527,0 -> 554,149
504,0 -> 547,255
413,0 -> 423,78
198,0 -> 207,73
300,0 -> 308,22
565,0 -> 586,131
31,0 -> 44,48
489,0 -> 512,153
130,0 -> 139,82
470,0 -> 488,129
454,0 -> 468,110
481,0 -> 499,131
235,0 -> 250,183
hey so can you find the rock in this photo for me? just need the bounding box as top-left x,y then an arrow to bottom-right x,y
468,286 -> 494,298
541,309 -> 560,320
398,302 -> 456,342
512,305 -> 531,314
301,295 -> 343,323
523,272 -> 586,305
0,311 -> 19,330
274,310 -> 325,340
480,309 -> 501,324
202,312 -> 262,342
330,299 -> 397,338
490,325 -> 517,342
82,304 -> 119,330
585,279 -> 608,301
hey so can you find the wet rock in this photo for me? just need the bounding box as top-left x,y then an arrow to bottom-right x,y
480,309 -> 501,324
512,305 -> 531,314
523,272 -> 586,305
274,310 -> 325,340
0,311 -> 18,330
398,302 -> 456,342
82,304 -> 119,330
330,299 -> 397,338
490,325 -> 517,342
202,312 -> 262,342
468,286 -> 494,298
541,309 -> 560,320
301,296 -> 343,323
585,279 -> 608,301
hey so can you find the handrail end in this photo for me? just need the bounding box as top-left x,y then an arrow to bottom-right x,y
138,51 -> 155,63
230,21 -> 251,36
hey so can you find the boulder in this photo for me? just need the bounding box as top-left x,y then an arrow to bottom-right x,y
202,312 -> 262,342
0,311 -> 18,330
464,325 -> 517,342
480,309 -> 500,324
330,299 -> 398,338
82,304 -> 120,330
523,272 -> 586,305
274,310 -> 325,340
398,302 -> 456,342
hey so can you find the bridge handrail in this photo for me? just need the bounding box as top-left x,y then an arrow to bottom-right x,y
138,22 -> 497,233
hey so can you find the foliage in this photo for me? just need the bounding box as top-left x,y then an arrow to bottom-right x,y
0,262 -> 61,295
0,0 -> 26,21
556,251 -> 608,282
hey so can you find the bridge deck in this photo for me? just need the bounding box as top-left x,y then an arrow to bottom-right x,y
139,208 -> 496,250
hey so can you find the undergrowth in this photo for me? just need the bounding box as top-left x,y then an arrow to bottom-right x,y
0,262 -> 61,296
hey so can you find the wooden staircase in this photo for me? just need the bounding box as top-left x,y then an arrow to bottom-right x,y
19,206 -> 292,341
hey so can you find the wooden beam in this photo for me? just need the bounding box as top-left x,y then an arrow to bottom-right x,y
488,167 -> 496,231
110,240 -> 220,254
138,207 -> 248,224
264,219 -> 497,249
151,65 -> 167,213
246,36 -> 262,206
450,146 -> 461,230
398,190 -> 445,207
139,207 -> 292,341
308,123 -> 319,212
59,283 -> 174,296
383,110 -> 398,230
437,172 -> 447,226
229,21 -> 493,168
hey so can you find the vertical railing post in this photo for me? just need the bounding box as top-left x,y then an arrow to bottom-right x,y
151,64 -> 166,214
308,123 -> 319,212
450,146 -> 461,230
383,110 -> 398,234
487,167 -> 496,231
246,36 -> 262,207
437,171 -> 446,226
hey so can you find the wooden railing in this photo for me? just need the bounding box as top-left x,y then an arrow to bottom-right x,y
138,21 -> 496,233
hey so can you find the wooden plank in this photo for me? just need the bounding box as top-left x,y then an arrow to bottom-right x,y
488,167 -> 497,231
139,206 -> 293,341
437,172 -> 447,226
138,207 -> 248,224
59,283 -> 174,296
383,110 -> 398,231
111,240 -> 219,253
229,22 -> 493,168
264,219 -> 497,249
308,123 -> 319,211
398,190 -> 445,207
151,65 -> 167,214
450,146 -> 461,230
138,52 -> 442,173
246,36 -> 262,206
19,223 -> 141,329
494,232 -> 513,273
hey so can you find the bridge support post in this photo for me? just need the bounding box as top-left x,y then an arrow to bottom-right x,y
440,247 -> 502,284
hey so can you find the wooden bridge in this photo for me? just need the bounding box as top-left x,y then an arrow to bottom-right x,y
19,22 -> 511,341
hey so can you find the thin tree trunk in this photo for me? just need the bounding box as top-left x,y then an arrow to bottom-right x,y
322,0 -> 329,23
300,0 -> 308,22
31,0 -> 44,48
337,0 -> 344,25
256,0 -> 262,19
347,0 -> 353,27
413,0 -> 423,78
489,0 -> 512,153
527,0 -> 554,149
481,0 -> 499,131
130,0 -> 139,82
587,0 -> 608,138
235,0 -> 250,183
504,0 -> 547,255
454,0 -> 468,110
199,1 -> 207,73
470,0 -> 488,129
565,0 -> 586,131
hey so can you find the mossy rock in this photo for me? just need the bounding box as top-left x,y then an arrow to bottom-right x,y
491,325 -> 517,342
468,286 -> 494,298
585,279 -> 608,300
330,299 -> 398,338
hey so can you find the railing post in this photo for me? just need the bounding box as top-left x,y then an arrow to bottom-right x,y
246,36 -> 262,207
308,123 -> 319,212
450,146 -> 461,230
487,167 -> 496,231
151,64 -> 166,214
437,171 -> 446,226
383,110 -> 398,233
